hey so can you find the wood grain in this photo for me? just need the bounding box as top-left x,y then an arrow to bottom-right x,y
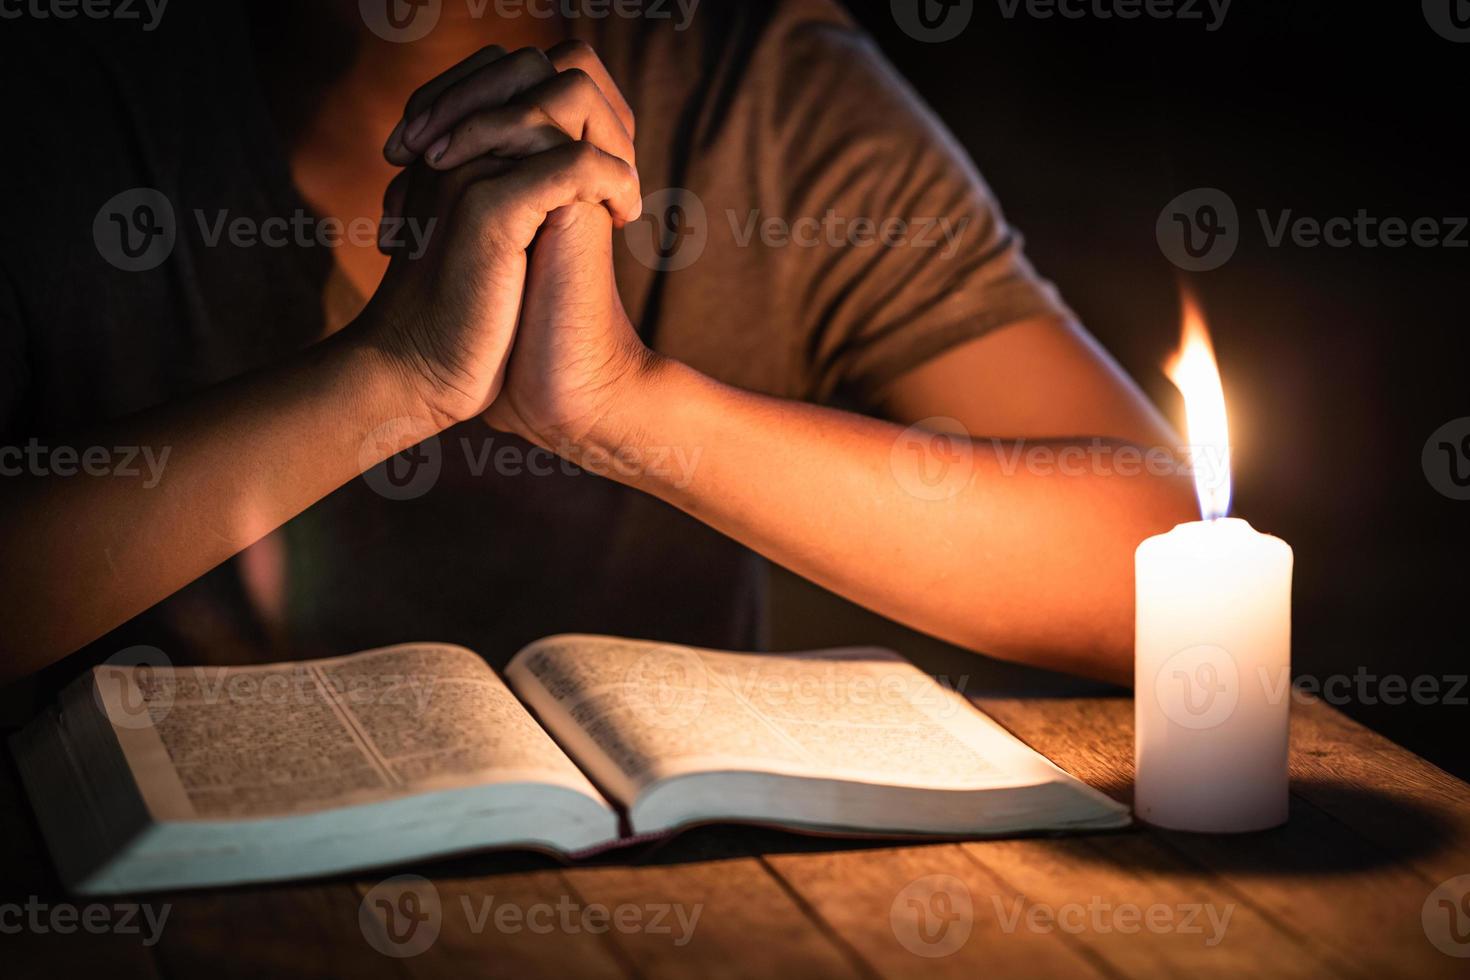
5,696 -> 1469,978
764,842 -> 1108,979
562,857 -> 860,979
151,882 -> 392,980
353,868 -> 631,979
959,834 -> 1330,979
977,696 -> 1469,979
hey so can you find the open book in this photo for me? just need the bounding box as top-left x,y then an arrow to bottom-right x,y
12,636 -> 1129,894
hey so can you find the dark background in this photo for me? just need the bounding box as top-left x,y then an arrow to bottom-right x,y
2,2 -> 1462,780
771,1 -> 1470,777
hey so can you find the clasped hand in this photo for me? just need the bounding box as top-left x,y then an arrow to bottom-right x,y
359,41 -> 659,453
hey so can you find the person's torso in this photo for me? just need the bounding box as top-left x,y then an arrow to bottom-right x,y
3,1 -> 861,680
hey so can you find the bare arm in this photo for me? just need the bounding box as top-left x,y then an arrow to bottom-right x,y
0,129 -> 641,683
579,320 -> 1194,685
388,45 -> 1198,684
0,329 -> 425,682
497,234 -> 1197,685
0,40 -> 643,683
372,41 -> 1191,682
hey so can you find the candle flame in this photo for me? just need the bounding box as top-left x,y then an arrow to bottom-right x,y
1164,293 -> 1232,521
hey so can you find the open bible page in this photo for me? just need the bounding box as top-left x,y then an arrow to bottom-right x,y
506,636 -> 1068,805
97,644 -> 604,821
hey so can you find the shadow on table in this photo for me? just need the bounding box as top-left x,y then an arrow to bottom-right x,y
414,775 -> 1450,882
400,824 -> 954,882
1070,775 -> 1452,877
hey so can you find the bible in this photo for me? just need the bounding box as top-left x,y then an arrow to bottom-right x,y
12,636 -> 1130,894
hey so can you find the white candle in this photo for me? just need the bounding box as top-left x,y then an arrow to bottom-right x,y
1134,296 -> 1294,833
1135,518 -> 1293,831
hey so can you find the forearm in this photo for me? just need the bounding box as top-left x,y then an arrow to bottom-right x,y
0,324 -> 430,680
582,358 -> 1198,684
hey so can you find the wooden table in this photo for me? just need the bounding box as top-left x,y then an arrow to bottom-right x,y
5,696 -> 1469,978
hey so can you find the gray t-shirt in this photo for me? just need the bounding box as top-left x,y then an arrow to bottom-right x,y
0,0 -> 1069,683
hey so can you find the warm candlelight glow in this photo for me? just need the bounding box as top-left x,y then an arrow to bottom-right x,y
1164,293 -> 1232,521
1137,292 -> 1292,833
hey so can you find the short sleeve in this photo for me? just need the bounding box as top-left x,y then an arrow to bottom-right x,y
767,19 -> 1074,402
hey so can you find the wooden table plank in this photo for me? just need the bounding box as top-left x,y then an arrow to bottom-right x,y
763,842 -> 1110,979
976,696 -> 1469,979
958,835 -> 1336,980
976,697 -> 1470,882
150,881 -> 399,980
1286,699 -> 1470,877
7,696 -> 1468,978
352,867 -> 632,979
561,856 -> 861,979
1141,810 -> 1461,980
